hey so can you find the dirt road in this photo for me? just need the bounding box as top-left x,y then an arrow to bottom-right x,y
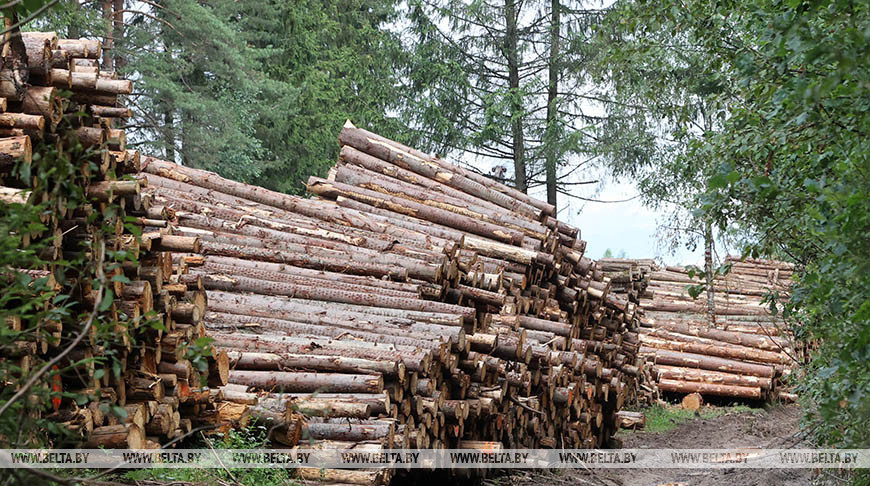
500,404 -> 823,486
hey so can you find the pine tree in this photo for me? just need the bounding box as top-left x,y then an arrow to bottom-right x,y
402,0 -> 604,212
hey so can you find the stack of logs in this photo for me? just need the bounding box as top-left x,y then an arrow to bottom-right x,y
1,31 -> 230,449
611,257 -> 798,401
598,258 -> 657,405
134,121 -> 650,484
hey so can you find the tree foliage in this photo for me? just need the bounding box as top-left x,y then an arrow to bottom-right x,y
402,0 -> 604,208
39,0 -> 408,194
599,0 -> 870,460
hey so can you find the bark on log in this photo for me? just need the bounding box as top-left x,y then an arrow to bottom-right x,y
307,177 -> 524,246
657,378 -> 762,399
338,123 -> 546,218
643,348 -> 775,378
206,290 -> 471,326
228,370 -> 383,393
227,351 -> 405,380
654,365 -> 773,390
194,272 -> 468,318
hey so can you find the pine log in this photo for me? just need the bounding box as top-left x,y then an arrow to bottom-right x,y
643,348 -> 775,378
228,370 -> 383,393
643,320 -> 789,352
0,135 -> 32,170
227,351 -> 405,379
307,177 -> 525,246
654,365 -> 773,389
198,255 -> 421,294
333,163 -> 548,239
657,378 -> 762,399
206,290 -> 471,326
85,424 -> 145,449
194,272 -> 469,318
640,334 -> 789,365
199,240 -> 409,281
338,123 -> 545,218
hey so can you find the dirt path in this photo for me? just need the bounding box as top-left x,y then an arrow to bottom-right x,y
500,404 -> 820,486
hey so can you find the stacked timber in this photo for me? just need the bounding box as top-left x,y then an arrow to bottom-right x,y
136,121 -> 647,482
598,258 -> 652,304
599,259 -> 656,404
1,32 -> 230,449
636,257 -> 798,401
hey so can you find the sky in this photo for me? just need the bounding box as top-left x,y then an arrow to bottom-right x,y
526,179 -> 704,267
460,161 -> 706,267
561,182 -> 704,266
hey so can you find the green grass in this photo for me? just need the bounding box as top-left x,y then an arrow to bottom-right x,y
638,403 -> 761,433
39,425 -> 299,486
122,426 -> 298,486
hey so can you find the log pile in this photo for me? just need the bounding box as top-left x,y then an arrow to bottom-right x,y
133,120 -> 649,482
621,257 -> 798,401
598,258 -> 656,404
4,30 -> 651,482
1,32 -> 229,449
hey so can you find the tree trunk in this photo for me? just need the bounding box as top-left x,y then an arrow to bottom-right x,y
704,220 -> 715,325
504,0 -> 526,193
101,0 -> 113,70
163,109 -> 175,161
68,2 -> 81,39
545,0 -> 560,209
113,0 -> 125,72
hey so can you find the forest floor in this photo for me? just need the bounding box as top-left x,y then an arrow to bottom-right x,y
492,403 -> 836,486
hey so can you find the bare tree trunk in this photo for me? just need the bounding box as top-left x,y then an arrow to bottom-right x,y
181,108 -> 191,166
163,110 -> 175,161
101,0 -> 113,70
545,0 -> 560,209
113,0 -> 125,72
704,220 -> 715,326
68,1 -> 81,39
161,40 -> 175,161
504,0 -> 526,193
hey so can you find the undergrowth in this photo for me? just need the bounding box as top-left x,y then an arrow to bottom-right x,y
632,403 -> 761,434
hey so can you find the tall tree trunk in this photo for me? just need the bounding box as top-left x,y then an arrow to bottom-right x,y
101,0 -> 113,70
704,220 -> 715,326
68,1 -> 81,39
544,0 -> 560,209
163,110 -> 175,161
702,108 -> 715,326
113,0 -> 125,72
181,109 -> 191,167
162,40 -> 174,162
504,0 -> 527,193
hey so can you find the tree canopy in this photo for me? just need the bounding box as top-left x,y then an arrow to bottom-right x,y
597,0 -> 870,453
